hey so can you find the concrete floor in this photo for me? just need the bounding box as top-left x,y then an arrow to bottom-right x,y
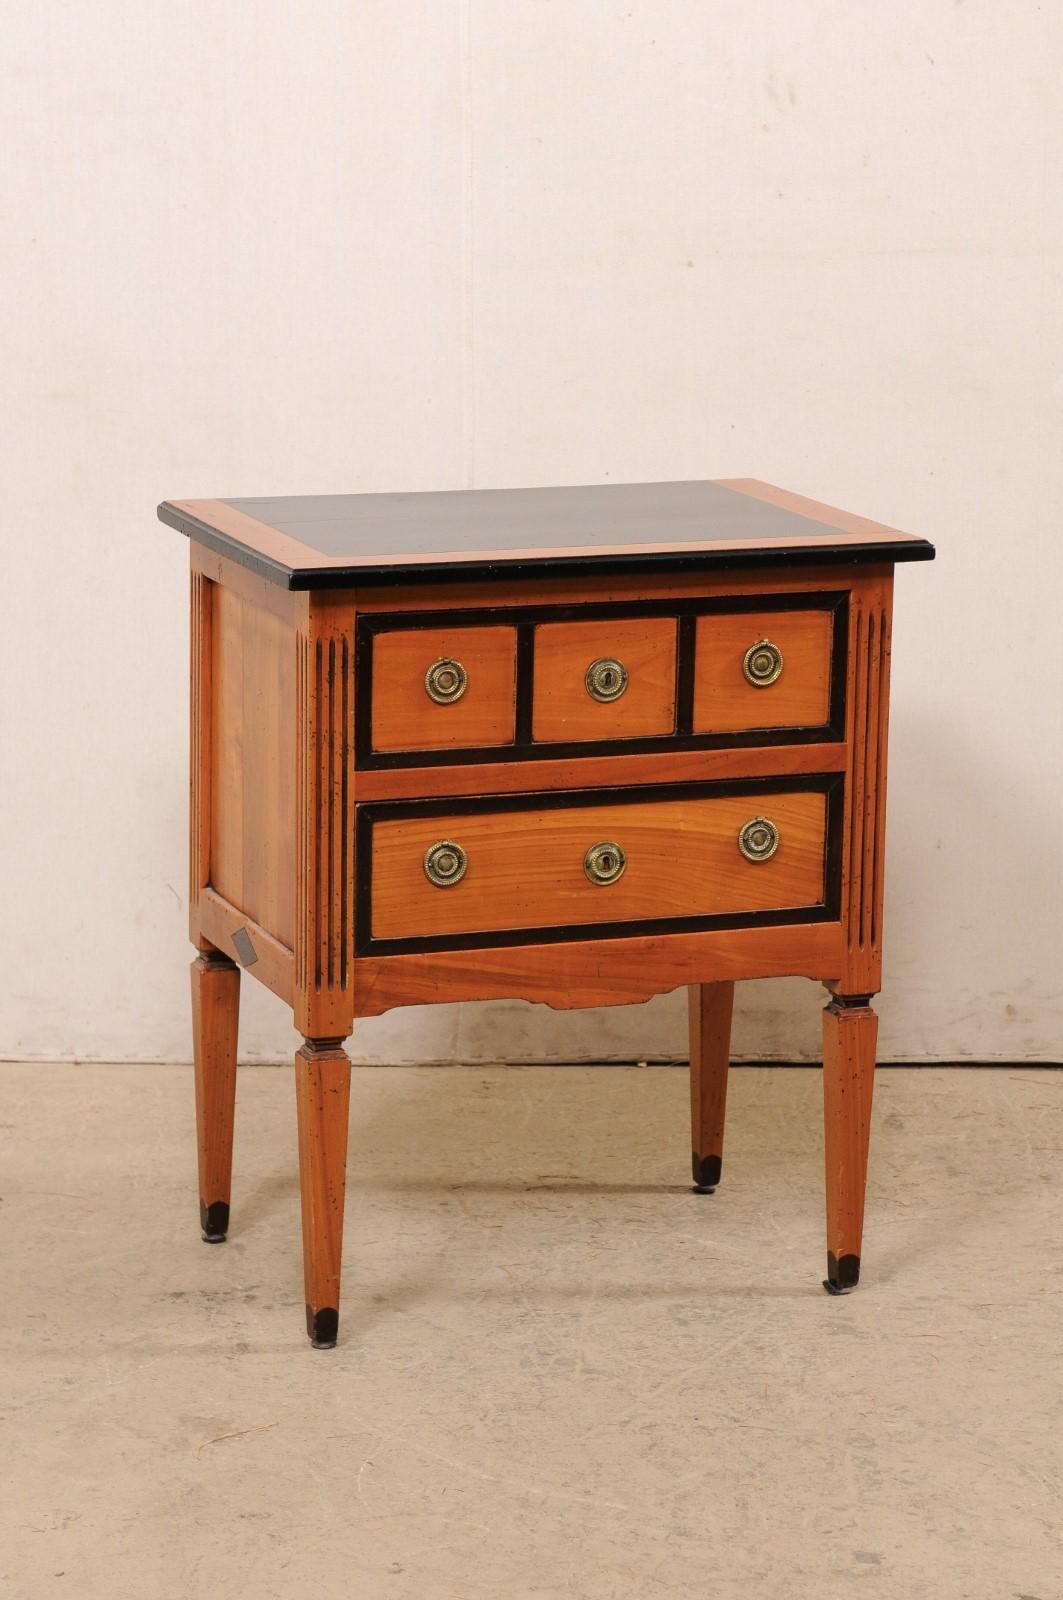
3,1062 -> 1062,1599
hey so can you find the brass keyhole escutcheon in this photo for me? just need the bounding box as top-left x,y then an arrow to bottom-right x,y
737,817 -> 780,863
585,657 -> 629,703
743,639 -> 784,688
424,658 -> 468,704
583,840 -> 627,886
424,840 -> 468,887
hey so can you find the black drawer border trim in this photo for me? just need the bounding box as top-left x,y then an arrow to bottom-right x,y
355,592 -> 848,770
355,772 -> 844,956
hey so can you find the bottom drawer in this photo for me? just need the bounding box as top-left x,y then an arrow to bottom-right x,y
364,783 -> 834,947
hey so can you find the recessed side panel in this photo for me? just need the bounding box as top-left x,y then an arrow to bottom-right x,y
209,581 -> 297,947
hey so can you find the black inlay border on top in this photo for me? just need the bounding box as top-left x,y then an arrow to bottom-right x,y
355,772 -> 844,956
355,592 -> 849,770
160,500 -> 934,590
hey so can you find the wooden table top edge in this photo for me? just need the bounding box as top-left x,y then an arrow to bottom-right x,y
158,481 -> 935,591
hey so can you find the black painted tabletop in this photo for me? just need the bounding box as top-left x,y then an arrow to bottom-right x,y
158,480 -> 934,589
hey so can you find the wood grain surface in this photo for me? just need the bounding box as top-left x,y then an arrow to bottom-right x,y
692,608 -> 833,733
191,951 -> 241,1240
295,1038 -> 352,1346
352,920 -> 844,1016
371,625 -> 517,752
369,791 -> 828,940
688,981 -> 735,1190
531,617 -> 677,742
210,582 -> 296,946
354,739 -> 847,803
822,996 -> 878,1291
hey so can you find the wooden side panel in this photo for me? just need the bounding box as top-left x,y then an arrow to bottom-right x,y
371,625 -> 517,752
692,609 -> 832,732
294,594 -> 357,1038
210,584 -> 296,946
532,617 -> 677,742
370,791 -> 827,940
839,575 -> 893,994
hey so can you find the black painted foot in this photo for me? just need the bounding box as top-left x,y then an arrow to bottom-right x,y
200,1199 -> 229,1243
691,1152 -> 722,1194
823,1252 -> 861,1294
306,1305 -> 339,1349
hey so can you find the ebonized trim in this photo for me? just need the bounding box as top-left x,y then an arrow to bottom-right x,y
675,614 -> 697,736
356,593 -> 849,770
514,623 -> 535,745
354,773 -> 844,956
160,503 -> 933,589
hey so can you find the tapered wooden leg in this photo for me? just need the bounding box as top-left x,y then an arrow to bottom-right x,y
191,949 -> 241,1243
295,1037 -> 352,1348
822,994 -> 878,1293
688,981 -> 734,1193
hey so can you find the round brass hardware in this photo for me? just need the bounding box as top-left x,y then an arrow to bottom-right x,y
583,841 -> 627,886
424,840 -> 468,887
424,658 -> 468,704
742,639 -> 784,688
585,657 -> 629,703
738,817 -> 780,863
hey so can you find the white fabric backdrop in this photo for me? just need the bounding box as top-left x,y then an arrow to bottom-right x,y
2,2 -> 1060,1062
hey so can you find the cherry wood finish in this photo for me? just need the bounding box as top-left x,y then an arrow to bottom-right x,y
165,481 -> 931,1346
692,608 -> 833,733
190,950 -> 241,1242
368,789 -> 828,942
211,581 -> 297,945
688,982 -> 735,1193
353,919 -> 844,1016
198,888 -> 293,1006
370,624 -> 517,752
821,995 -> 879,1292
294,1038 -> 352,1348
353,738 -> 848,802
531,617 -> 678,742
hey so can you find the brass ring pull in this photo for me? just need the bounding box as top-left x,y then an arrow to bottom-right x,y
424,658 -> 468,704
583,841 -> 626,886
585,657 -> 629,703
424,840 -> 468,887
743,639 -> 784,688
738,817 -> 780,863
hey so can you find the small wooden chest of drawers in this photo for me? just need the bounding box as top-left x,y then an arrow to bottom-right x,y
159,479 -> 933,1346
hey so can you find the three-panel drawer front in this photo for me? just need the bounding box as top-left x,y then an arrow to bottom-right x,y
359,781 -> 839,951
358,595 -> 844,766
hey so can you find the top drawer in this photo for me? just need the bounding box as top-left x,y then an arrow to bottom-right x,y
359,594 -> 843,764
